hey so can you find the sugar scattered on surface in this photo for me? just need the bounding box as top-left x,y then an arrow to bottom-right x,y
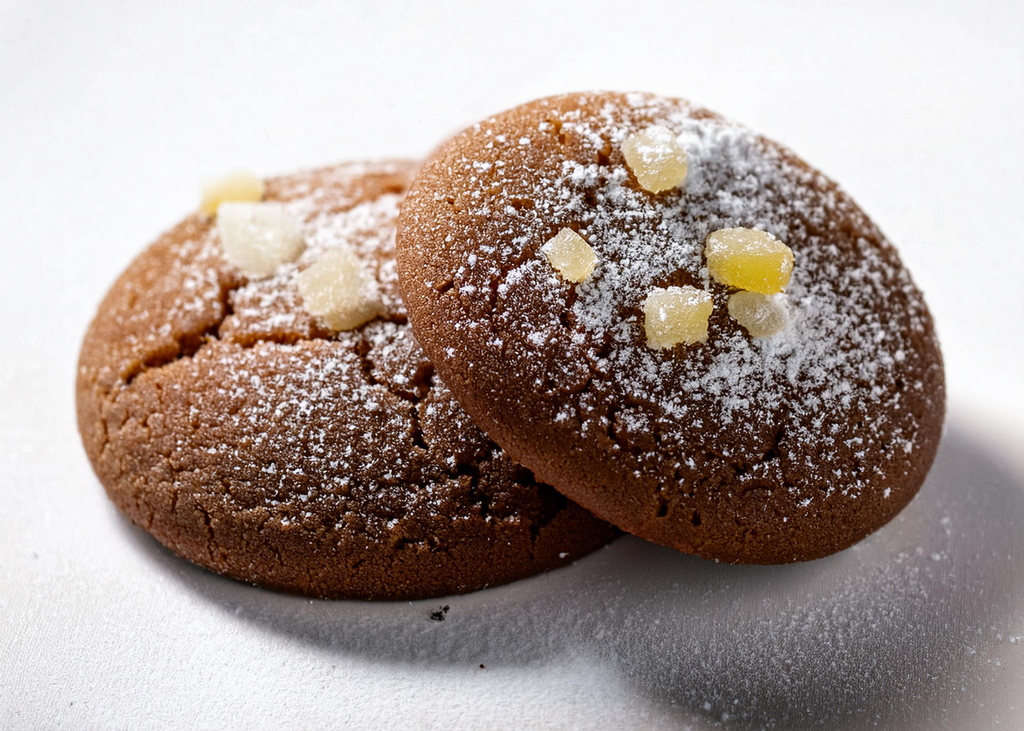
36,424 -> 1011,730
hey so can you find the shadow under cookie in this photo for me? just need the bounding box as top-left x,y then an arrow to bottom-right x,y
115,419 -> 1024,729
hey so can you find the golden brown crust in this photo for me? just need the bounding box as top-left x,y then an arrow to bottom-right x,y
76,160 -> 617,599
396,93 -> 945,563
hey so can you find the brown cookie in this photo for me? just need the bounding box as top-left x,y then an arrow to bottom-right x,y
396,93 -> 945,564
76,160 -> 617,600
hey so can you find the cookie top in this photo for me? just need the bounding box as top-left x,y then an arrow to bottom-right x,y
76,160 -> 616,600
396,93 -> 945,563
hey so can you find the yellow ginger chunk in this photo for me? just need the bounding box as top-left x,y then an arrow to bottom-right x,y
542,228 -> 597,282
216,202 -> 305,278
705,228 -> 794,294
200,171 -> 265,216
297,246 -> 382,332
622,125 -> 689,193
728,291 -> 790,338
643,285 -> 714,349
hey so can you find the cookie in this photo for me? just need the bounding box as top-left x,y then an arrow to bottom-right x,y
76,160 -> 617,600
396,93 -> 945,564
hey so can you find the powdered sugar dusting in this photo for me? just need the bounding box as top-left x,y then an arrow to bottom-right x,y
401,92 -> 943,537
79,160 -> 614,597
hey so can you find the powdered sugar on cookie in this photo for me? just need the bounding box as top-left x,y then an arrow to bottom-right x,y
396,92 -> 944,558
77,160 -> 615,597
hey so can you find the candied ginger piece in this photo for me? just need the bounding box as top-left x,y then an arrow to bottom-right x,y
297,246 -> 382,332
622,125 -> 689,194
728,291 -> 790,338
542,228 -> 597,282
216,202 -> 304,278
643,285 -> 713,349
705,228 -> 794,294
200,171 -> 265,216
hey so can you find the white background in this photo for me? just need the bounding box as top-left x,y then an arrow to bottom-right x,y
1,1 -> 1021,729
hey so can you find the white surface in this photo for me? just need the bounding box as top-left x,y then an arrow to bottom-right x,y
1,1 -> 1022,728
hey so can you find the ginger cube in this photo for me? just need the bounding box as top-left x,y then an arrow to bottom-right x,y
622,125 -> 689,194
542,228 -> 597,282
705,228 -> 794,294
217,202 -> 305,278
643,285 -> 714,349
728,291 -> 790,338
200,171 -> 265,216
297,246 -> 382,331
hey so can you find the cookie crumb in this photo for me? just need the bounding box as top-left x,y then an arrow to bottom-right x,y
217,202 -> 305,278
727,291 -> 790,338
297,246 -> 382,331
621,125 -> 689,193
705,228 -> 794,294
542,228 -> 597,283
200,171 -> 264,216
430,605 -> 450,621
643,285 -> 713,349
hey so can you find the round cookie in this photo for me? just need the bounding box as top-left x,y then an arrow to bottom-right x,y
396,93 -> 945,564
76,160 -> 617,600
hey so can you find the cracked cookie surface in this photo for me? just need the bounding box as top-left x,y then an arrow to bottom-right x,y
396,93 -> 946,564
76,160 -> 617,600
